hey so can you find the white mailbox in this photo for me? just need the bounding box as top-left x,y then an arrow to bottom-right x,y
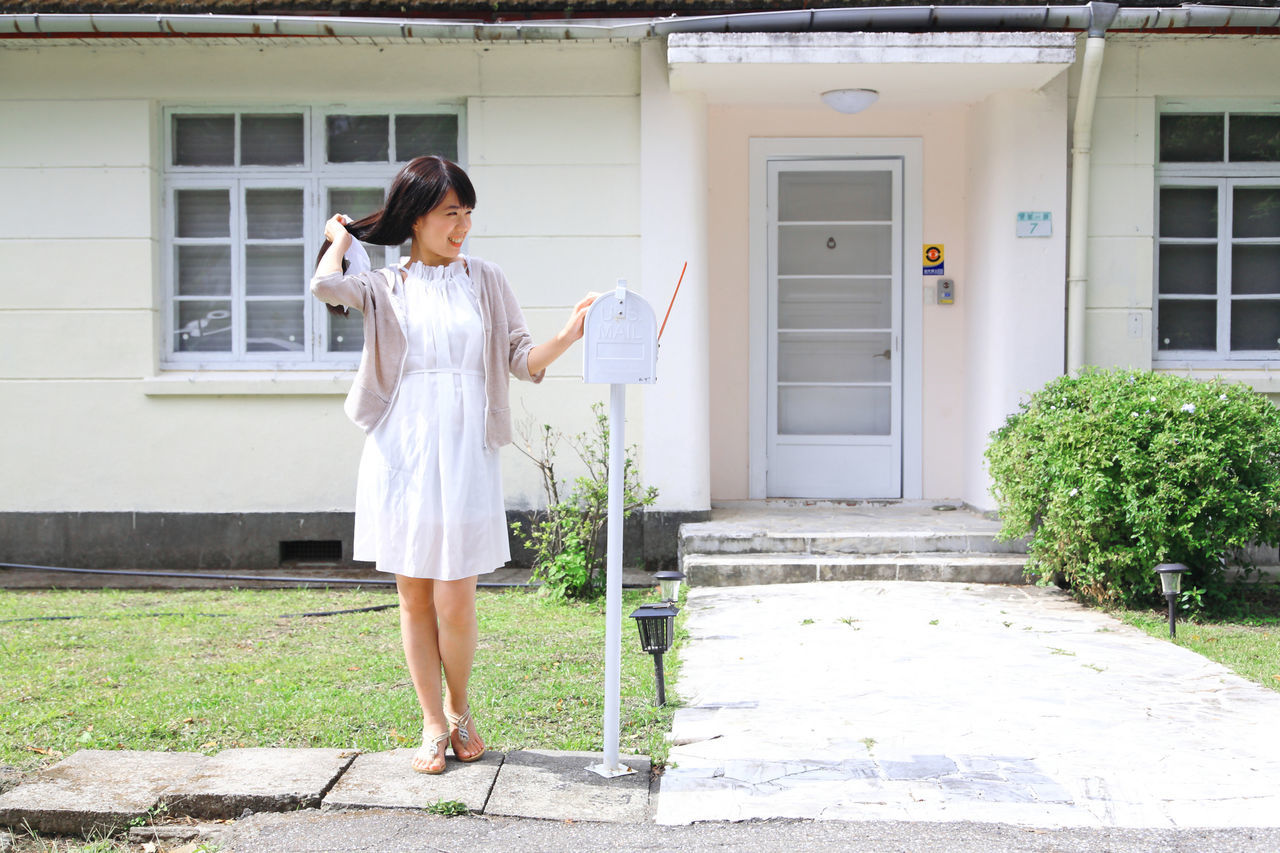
583,280 -> 658,385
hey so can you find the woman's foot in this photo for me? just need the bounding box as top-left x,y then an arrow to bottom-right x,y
412,730 -> 449,774
446,707 -> 486,762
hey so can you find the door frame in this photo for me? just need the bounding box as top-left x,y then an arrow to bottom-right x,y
748,137 -> 923,500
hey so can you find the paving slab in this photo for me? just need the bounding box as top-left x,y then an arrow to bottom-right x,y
659,581 -> 1280,827
0,750 -> 208,835
160,748 -> 357,819
322,749 -> 502,812
127,821 -> 228,846
484,750 -> 650,823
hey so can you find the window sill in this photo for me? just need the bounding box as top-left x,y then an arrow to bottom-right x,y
1153,363 -> 1280,394
142,371 -> 353,397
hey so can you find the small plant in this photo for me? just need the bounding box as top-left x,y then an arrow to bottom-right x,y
513,403 -> 658,601
986,369 -> 1280,613
425,799 -> 470,816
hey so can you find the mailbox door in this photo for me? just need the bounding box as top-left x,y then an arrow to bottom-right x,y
765,158 -> 903,498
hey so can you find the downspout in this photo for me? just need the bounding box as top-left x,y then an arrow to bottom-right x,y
1065,2 -> 1118,374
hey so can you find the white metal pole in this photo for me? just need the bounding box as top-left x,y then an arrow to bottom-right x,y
601,380 -> 626,773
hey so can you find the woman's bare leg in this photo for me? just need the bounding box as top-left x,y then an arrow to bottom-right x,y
434,576 -> 485,760
395,575 -> 449,772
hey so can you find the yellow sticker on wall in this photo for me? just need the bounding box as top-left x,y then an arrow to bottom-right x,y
923,244 -> 944,276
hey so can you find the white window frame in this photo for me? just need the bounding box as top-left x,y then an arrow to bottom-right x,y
1154,103 -> 1280,367
161,103 -> 465,370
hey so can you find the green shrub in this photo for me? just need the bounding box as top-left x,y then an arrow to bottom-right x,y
985,368 -> 1280,611
513,403 -> 658,601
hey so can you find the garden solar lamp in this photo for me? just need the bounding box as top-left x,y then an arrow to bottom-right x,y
1154,563 -> 1189,639
654,569 -> 685,603
629,602 -> 678,706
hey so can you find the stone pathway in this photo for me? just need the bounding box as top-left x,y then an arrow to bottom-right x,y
0,748 -> 651,839
657,581 -> 1280,827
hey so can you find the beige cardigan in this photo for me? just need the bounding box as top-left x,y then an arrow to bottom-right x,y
310,256 -> 543,449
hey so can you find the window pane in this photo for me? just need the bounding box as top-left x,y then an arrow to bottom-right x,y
173,115 -> 234,167
1232,188 -> 1280,239
778,386 -> 890,436
1232,301 -> 1280,350
1232,245 -> 1280,295
1160,188 -> 1218,238
246,188 -> 303,239
1158,244 -> 1216,295
328,188 -> 384,220
778,278 -> 892,329
1157,300 -> 1216,350
246,246 -> 303,296
242,114 -> 304,166
1159,114 -> 1223,162
778,224 -> 892,276
327,115 -> 389,163
778,332 -> 891,383
175,246 -> 231,296
1228,114 -> 1280,162
396,114 -> 458,162
174,300 -> 232,352
246,300 -> 305,352
327,308 -> 364,353
779,170 -> 892,222
176,190 -> 230,238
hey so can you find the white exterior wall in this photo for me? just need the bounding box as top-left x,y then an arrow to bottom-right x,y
0,39 -> 641,513
1082,34 -> 1280,395
962,77 -> 1069,510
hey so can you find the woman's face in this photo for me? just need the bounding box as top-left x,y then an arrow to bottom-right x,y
411,188 -> 472,265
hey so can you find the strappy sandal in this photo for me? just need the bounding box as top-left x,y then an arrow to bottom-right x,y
412,730 -> 449,775
446,707 -> 486,763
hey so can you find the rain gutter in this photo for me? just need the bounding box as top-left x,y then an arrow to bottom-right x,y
1066,2 -> 1119,375
3,5 -> 1280,41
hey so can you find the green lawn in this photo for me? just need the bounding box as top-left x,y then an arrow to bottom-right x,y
0,586 -> 679,776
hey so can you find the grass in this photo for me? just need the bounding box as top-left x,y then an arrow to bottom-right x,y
0,586 -> 680,778
1116,582 -> 1280,693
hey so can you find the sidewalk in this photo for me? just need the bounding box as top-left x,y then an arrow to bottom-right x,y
658,581 -> 1280,827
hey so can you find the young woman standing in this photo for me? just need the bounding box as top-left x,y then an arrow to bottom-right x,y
312,155 -> 595,774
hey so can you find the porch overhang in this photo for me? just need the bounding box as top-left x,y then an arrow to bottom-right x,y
668,31 -> 1077,108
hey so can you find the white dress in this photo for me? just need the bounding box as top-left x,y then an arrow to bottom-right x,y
352,258 -> 510,579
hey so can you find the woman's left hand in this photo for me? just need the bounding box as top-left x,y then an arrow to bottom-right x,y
561,292 -> 600,344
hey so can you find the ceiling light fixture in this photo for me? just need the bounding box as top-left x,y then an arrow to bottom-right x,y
821,88 -> 880,114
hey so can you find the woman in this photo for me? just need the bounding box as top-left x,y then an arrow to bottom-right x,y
311,155 -> 595,774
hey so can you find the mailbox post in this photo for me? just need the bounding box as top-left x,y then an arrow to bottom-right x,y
582,279 -> 658,779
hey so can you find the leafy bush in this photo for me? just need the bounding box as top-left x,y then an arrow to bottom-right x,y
985,368 -> 1280,611
513,403 -> 658,601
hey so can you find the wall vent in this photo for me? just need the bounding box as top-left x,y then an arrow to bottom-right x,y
279,540 -> 342,564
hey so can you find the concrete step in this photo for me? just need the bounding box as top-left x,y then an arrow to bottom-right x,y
682,553 -> 1030,587
679,529 -> 1027,557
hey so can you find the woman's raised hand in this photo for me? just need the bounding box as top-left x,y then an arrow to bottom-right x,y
324,214 -> 354,252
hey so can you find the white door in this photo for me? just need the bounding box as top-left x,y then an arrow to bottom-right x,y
766,158 -> 903,498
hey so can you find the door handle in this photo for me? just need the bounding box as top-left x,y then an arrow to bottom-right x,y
873,349 -> 891,360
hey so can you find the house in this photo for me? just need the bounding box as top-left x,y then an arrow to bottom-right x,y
2,1 -> 1279,572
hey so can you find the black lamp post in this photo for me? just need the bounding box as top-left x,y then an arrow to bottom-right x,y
654,569 -> 685,603
629,602 -> 678,706
1154,562 -> 1189,639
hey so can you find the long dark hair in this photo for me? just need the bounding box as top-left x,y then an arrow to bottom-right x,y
316,155 -> 476,314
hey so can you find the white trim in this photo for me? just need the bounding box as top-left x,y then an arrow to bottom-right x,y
748,137 -> 923,500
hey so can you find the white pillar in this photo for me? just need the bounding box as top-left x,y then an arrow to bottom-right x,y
639,38 -> 711,513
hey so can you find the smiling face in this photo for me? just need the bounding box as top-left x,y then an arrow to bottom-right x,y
410,188 -> 472,266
